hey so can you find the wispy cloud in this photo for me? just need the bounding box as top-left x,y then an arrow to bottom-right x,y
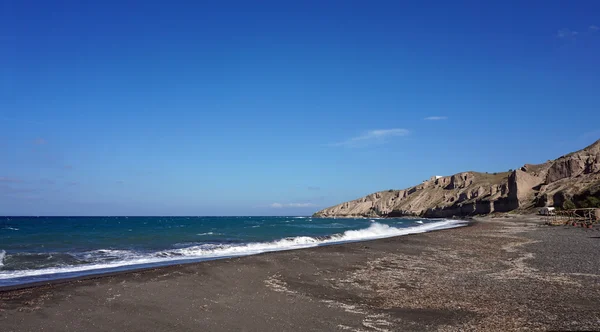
270,202 -> 316,208
40,179 -> 56,185
308,186 -> 321,191
579,130 -> 600,141
0,177 -> 22,183
33,138 -> 47,145
590,25 -> 599,32
424,116 -> 448,121
329,128 -> 410,148
557,28 -> 578,39
0,184 -> 36,196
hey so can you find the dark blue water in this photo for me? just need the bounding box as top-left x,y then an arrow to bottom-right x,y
0,216 -> 466,287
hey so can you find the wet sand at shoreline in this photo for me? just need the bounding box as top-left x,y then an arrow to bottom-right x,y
2,216 -> 600,331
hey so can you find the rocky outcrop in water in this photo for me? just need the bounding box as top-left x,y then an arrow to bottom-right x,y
314,139 -> 600,218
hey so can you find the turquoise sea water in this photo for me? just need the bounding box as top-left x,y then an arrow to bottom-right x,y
0,216 -> 466,287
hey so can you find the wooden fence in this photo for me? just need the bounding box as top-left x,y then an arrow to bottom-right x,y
544,208 -> 600,227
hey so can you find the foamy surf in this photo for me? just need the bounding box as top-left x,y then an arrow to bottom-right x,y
197,232 -> 219,236
0,220 -> 467,286
0,250 -> 5,267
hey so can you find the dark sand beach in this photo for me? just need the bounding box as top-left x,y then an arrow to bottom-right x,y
1,216 -> 599,331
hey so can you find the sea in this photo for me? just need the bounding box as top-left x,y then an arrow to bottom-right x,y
0,216 -> 467,287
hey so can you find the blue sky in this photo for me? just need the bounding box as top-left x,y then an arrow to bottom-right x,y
2,0 -> 599,216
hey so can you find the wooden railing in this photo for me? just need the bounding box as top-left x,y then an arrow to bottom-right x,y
544,208 -> 600,227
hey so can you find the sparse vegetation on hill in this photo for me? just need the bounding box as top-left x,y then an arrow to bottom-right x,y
572,190 -> 600,208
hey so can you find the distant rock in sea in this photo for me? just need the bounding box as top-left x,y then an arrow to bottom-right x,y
314,139 -> 600,218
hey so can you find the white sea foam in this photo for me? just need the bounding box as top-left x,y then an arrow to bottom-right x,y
290,223 -> 348,229
92,249 -> 136,256
415,220 -> 424,224
79,249 -> 141,261
197,232 -> 216,236
0,220 -> 467,283
2,227 -> 19,231
0,250 -> 5,267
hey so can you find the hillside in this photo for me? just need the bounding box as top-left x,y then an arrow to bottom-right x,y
313,139 -> 600,218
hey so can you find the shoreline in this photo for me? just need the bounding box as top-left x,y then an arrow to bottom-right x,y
0,218 -> 469,290
2,215 -> 599,331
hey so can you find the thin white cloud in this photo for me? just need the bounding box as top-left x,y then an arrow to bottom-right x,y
40,179 -> 55,185
579,129 -> 600,140
557,28 -> 578,38
424,116 -> 448,121
270,202 -> 316,208
329,128 -> 410,148
0,177 -> 22,183
590,25 -> 599,32
33,138 -> 47,145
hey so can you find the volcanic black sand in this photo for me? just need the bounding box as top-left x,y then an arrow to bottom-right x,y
1,216 -> 600,331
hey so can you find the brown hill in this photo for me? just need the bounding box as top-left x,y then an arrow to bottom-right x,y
313,139 -> 600,218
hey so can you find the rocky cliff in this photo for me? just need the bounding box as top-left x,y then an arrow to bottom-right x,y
314,139 -> 600,218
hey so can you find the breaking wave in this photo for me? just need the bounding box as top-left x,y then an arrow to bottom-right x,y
0,220 -> 467,286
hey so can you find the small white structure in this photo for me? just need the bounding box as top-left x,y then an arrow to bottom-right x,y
539,207 -> 556,216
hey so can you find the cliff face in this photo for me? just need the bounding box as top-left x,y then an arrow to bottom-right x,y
314,139 -> 600,218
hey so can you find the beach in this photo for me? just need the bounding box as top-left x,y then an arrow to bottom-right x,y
1,216 -> 599,331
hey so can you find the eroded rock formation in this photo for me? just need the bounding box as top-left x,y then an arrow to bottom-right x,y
314,139 -> 600,218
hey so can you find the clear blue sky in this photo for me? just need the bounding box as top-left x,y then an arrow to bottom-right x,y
1,0 -> 599,216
